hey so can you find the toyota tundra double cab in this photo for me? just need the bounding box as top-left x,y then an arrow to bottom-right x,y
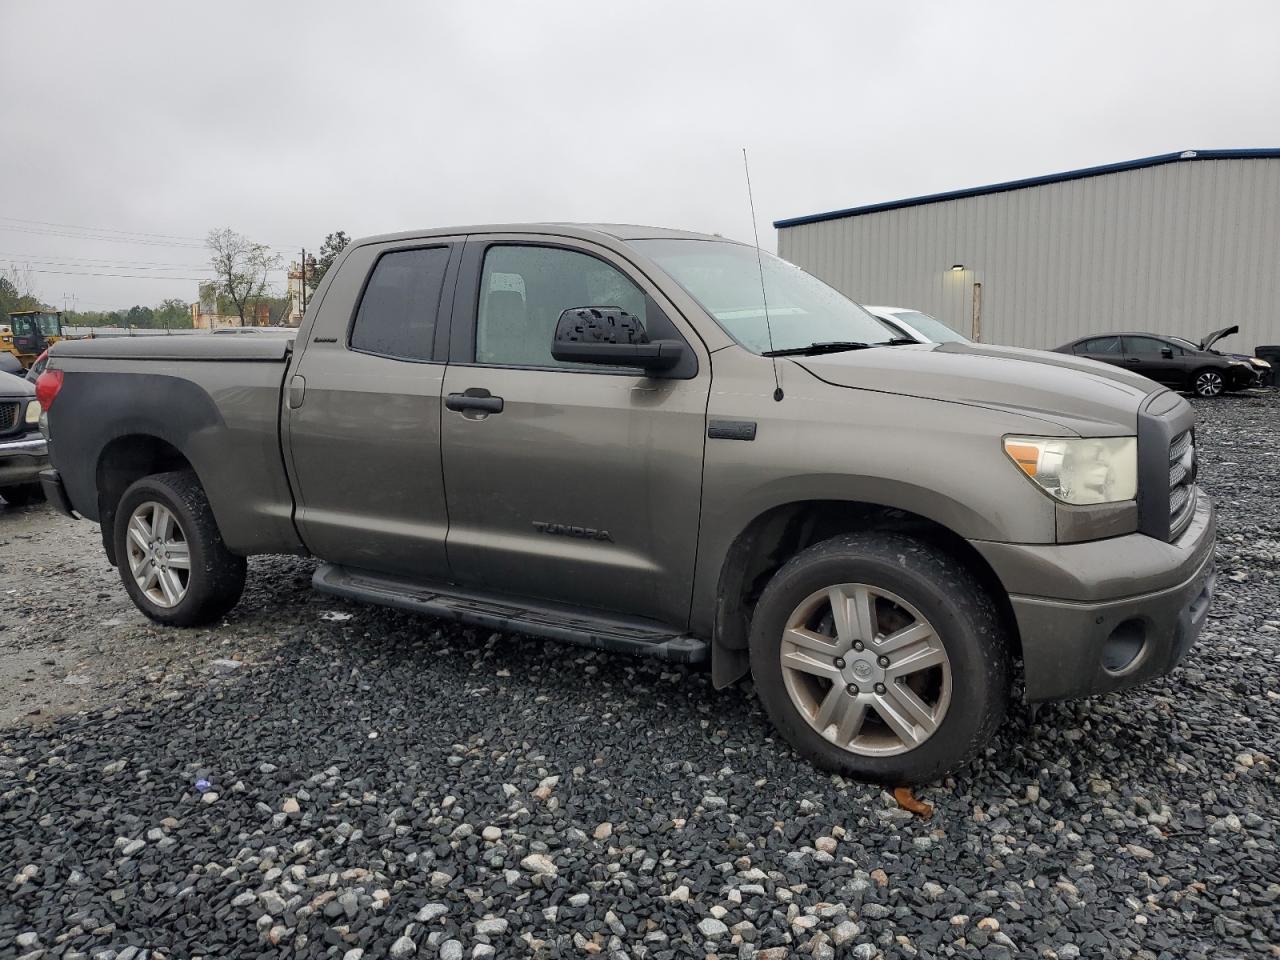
36,224 -> 1216,783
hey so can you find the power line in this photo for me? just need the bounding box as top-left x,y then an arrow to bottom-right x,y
18,267 -> 220,281
0,224 -> 209,248
1,257 -> 215,274
0,221 -> 303,254
0,251 -> 215,269
0,215 -> 208,243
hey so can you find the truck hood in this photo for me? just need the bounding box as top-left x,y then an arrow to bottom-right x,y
795,341 -> 1161,435
0,369 -> 36,399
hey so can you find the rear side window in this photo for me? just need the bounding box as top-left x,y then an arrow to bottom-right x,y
1078,336 -> 1121,355
350,247 -> 450,361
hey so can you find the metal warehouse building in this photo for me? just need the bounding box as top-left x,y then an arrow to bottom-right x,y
774,149 -> 1280,352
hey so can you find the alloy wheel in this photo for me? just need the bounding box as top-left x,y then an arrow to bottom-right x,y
1195,371 -> 1224,397
779,583 -> 952,756
125,501 -> 191,608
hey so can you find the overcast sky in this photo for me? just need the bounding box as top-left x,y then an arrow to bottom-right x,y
3,0 -> 1279,311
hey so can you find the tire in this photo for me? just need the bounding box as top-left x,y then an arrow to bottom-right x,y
113,470 -> 246,627
749,531 -> 1010,785
1,483 -> 44,507
1191,368 -> 1225,398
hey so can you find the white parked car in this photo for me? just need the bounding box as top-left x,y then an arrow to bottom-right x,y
864,306 -> 971,344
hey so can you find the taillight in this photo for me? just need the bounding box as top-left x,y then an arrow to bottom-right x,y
35,368 -> 64,411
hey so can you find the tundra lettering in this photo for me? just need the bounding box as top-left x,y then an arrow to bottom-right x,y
533,521 -> 614,541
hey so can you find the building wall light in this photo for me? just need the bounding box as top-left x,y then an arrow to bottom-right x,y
950,264 -> 965,272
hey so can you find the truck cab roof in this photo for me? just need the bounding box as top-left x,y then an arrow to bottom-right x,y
351,223 -> 736,246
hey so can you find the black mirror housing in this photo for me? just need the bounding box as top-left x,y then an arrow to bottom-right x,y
552,306 -> 685,371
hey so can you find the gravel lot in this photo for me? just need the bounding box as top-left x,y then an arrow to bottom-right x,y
1,392 -> 1277,960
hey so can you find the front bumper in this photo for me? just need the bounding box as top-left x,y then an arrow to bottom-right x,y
974,490 -> 1216,702
0,432 -> 49,488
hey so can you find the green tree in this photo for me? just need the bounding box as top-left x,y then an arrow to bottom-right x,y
155,297 -> 192,329
0,266 -> 43,319
125,305 -> 155,328
207,228 -> 282,325
308,231 -> 350,291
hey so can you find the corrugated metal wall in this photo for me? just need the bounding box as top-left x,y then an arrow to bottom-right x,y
777,158 -> 1280,352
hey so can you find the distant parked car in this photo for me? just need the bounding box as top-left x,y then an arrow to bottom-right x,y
1054,327 -> 1257,397
863,306 -> 971,344
0,369 -> 49,506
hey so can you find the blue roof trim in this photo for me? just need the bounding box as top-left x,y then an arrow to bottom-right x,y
773,149 -> 1280,229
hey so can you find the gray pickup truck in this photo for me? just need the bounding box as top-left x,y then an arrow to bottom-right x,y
37,224 -> 1215,783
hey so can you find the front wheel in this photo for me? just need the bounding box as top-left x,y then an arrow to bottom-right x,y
1191,368 -> 1225,398
749,532 -> 1010,785
113,470 -> 246,626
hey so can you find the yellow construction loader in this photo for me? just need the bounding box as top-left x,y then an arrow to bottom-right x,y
1,310 -> 64,368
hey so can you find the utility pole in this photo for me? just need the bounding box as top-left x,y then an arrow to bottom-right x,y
300,248 -> 307,322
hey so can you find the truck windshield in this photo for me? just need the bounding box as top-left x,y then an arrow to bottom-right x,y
630,238 -> 895,354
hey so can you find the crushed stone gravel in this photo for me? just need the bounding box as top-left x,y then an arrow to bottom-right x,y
1,392 -> 1278,959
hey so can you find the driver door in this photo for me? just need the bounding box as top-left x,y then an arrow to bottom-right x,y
438,236 -> 710,628
1122,336 -> 1184,386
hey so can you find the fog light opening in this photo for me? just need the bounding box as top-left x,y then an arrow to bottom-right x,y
1102,618 -> 1147,674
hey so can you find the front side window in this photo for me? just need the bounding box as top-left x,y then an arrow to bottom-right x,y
630,238 -> 894,353
350,247 -> 450,361
476,245 -> 647,368
1124,336 -> 1170,356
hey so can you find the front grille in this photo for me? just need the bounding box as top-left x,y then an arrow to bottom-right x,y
1168,428 -> 1196,535
0,400 -> 19,435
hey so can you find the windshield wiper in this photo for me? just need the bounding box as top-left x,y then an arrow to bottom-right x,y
875,337 -> 919,346
763,341 -> 872,357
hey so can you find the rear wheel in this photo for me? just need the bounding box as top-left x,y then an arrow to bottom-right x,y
113,470 -> 246,626
1191,368 -> 1224,397
749,532 -> 1010,785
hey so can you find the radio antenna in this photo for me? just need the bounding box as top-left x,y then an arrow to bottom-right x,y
743,148 -> 783,401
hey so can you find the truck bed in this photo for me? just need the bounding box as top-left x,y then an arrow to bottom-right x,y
54,332 -> 295,362
46,333 -> 303,558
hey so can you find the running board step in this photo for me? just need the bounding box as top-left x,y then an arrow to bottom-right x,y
312,563 -> 708,664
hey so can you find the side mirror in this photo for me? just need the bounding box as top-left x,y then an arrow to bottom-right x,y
551,306 -> 685,371
1160,347 -> 1174,358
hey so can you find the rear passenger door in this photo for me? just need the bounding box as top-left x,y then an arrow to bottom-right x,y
1074,336 -> 1124,366
284,238 -> 461,578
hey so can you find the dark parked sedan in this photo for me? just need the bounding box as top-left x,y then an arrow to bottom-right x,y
1054,327 -> 1256,397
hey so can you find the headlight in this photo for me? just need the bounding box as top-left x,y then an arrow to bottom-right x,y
1004,436 -> 1137,505
1251,358 -> 1271,369
24,401 -> 41,425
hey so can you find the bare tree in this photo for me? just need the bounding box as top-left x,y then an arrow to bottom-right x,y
206,228 -> 283,325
